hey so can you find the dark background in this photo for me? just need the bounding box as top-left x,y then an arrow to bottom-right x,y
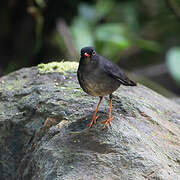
1,0 -> 180,97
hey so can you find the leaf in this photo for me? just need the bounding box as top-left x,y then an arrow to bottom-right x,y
136,39 -> 161,52
95,23 -> 131,49
166,47 -> 180,85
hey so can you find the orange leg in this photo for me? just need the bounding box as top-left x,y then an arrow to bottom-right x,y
101,94 -> 113,129
88,96 -> 103,128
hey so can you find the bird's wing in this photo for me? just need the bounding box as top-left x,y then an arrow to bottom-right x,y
99,56 -> 136,86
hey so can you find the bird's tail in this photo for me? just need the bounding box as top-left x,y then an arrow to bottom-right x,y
121,78 -> 137,86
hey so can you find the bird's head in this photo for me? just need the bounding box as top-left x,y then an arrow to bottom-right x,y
80,47 -> 96,58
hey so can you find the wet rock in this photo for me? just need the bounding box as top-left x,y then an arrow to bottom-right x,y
0,62 -> 180,180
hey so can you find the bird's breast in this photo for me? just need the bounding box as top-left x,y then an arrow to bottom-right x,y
77,65 -> 120,96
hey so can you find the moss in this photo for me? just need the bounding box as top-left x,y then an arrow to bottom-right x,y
38,61 -> 79,74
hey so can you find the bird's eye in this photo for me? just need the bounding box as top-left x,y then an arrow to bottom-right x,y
92,51 -> 95,56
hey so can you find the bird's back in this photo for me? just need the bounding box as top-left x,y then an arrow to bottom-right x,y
98,55 -> 136,86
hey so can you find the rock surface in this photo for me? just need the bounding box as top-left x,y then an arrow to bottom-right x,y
0,62 -> 180,180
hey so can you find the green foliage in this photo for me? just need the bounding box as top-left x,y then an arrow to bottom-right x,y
166,47 -> 180,86
135,39 -> 161,52
67,1 -> 161,61
95,23 -> 131,49
2,0 -> 180,93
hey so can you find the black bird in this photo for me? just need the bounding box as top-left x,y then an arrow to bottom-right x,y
77,47 -> 136,129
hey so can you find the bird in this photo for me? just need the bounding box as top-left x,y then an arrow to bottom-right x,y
77,46 -> 137,129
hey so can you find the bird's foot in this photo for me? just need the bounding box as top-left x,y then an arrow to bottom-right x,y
101,117 -> 113,129
88,115 -> 99,128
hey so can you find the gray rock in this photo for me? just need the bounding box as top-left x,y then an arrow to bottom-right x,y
172,97 -> 180,106
0,62 -> 180,180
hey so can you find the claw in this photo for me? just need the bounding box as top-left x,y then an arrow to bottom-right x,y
101,117 -> 113,129
87,115 -> 99,128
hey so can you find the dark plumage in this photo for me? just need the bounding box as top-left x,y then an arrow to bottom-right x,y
77,46 -> 136,129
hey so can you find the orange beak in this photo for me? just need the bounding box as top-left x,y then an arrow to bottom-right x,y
84,52 -> 90,57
